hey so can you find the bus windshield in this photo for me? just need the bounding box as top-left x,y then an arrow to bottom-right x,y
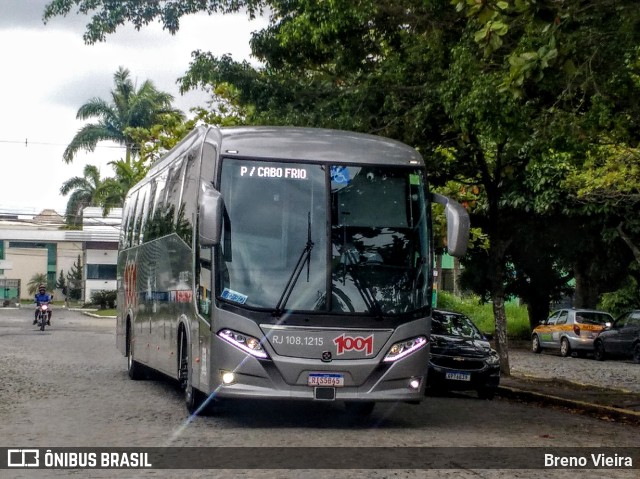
218,159 -> 431,317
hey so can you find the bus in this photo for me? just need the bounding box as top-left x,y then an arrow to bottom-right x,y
116,125 -> 469,415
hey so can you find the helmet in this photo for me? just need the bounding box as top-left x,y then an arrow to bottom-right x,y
38,284 -> 46,292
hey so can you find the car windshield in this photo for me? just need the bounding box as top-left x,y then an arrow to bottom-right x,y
575,312 -> 613,325
217,159 -> 431,317
432,311 -> 484,339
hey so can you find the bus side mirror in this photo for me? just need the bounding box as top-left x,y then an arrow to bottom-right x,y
431,193 -> 470,257
199,182 -> 224,246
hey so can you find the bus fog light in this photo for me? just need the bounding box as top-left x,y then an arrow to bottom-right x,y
409,378 -> 421,390
221,371 -> 236,385
383,336 -> 428,363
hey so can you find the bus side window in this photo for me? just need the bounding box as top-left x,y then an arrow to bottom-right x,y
146,170 -> 168,241
197,245 -> 213,317
164,156 -> 186,235
132,184 -> 149,246
140,180 -> 156,244
120,197 -> 134,249
125,191 -> 139,249
178,145 -> 201,246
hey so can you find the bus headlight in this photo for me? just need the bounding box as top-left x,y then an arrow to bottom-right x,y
218,329 -> 268,359
383,336 -> 428,363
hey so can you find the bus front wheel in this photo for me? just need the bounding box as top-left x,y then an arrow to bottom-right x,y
179,329 -> 206,415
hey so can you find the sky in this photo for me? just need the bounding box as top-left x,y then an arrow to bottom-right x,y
0,0 -> 267,216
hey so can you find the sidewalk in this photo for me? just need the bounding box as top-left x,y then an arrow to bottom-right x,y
497,374 -> 640,426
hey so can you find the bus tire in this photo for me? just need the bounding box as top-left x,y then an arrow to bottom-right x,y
127,323 -> 145,380
179,327 -> 207,415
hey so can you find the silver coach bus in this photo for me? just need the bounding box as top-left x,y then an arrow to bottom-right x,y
116,125 -> 469,415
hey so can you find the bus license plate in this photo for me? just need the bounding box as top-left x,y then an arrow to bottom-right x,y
446,371 -> 471,381
308,373 -> 344,387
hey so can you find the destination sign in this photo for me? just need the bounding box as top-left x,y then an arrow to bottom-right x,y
239,166 -> 308,180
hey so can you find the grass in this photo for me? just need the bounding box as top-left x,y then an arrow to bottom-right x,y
436,291 -> 531,340
92,309 -> 117,317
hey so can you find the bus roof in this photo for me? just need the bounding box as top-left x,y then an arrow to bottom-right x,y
209,126 -> 424,167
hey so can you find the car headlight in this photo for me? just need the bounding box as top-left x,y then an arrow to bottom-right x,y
383,336 -> 428,363
218,329 -> 268,359
485,350 -> 500,366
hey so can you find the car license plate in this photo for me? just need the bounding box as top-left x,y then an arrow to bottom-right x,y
445,371 -> 471,381
308,373 -> 344,387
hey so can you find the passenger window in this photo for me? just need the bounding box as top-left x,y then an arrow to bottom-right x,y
556,311 -> 568,325
546,312 -> 559,325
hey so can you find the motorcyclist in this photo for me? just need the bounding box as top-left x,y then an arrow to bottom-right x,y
33,284 -> 52,326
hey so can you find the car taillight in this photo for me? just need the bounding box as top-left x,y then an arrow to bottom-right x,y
573,324 -> 580,335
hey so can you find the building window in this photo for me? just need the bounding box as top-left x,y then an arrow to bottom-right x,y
86,264 -> 117,280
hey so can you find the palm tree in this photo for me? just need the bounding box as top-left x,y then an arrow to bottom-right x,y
60,164 -> 104,227
28,273 -> 49,296
95,158 -> 149,214
63,67 -> 184,164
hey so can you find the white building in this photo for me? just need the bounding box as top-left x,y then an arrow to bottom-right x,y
0,207 -> 121,302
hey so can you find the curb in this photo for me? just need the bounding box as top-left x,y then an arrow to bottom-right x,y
497,385 -> 640,425
81,312 -> 117,319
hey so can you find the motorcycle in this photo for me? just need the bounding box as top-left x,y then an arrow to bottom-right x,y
36,303 -> 50,331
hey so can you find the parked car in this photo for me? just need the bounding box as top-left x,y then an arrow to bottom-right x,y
593,310 -> 640,363
427,309 -> 500,399
531,308 -> 614,357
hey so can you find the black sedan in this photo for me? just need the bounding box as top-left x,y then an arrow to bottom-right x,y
427,309 -> 500,399
593,310 -> 640,363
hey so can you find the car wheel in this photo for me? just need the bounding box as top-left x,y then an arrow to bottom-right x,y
633,343 -> 640,364
560,337 -> 571,357
594,340 -> 606,361
477,387 -> 496,400
531,335 -> 542,354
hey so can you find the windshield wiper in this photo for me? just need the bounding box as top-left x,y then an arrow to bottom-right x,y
273,212 -> 314,317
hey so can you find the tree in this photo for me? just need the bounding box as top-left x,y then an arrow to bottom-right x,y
60,164 -> 105,227
56,270 -> 67,294
61,66 -> 184,164
67,255 -> 83,301
95,158 -> 149,214
28,273 -> 49,296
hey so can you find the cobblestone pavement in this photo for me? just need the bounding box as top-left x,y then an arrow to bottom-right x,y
507,342 -> 639,394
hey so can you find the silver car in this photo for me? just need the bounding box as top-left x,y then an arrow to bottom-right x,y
531,308 -> 614,357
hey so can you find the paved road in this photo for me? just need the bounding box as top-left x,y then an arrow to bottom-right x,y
0,307 -> 637,479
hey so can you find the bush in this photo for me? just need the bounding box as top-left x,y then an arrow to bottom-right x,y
90,290 -> 117,310
436,291 -> 531,340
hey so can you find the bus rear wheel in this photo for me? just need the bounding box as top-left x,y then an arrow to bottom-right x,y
127,325 -> 144,380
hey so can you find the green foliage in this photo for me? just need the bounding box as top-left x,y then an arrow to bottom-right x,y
90,289 -> 117,309
27,273 -> 49,296
59,164 -> 104,227
437,292 -> 531,340
67,255 -> 83,301
56,270 -> 66,291
43,0 -> 264,44
62,67 -> 184,164
598,263 -> 640,317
